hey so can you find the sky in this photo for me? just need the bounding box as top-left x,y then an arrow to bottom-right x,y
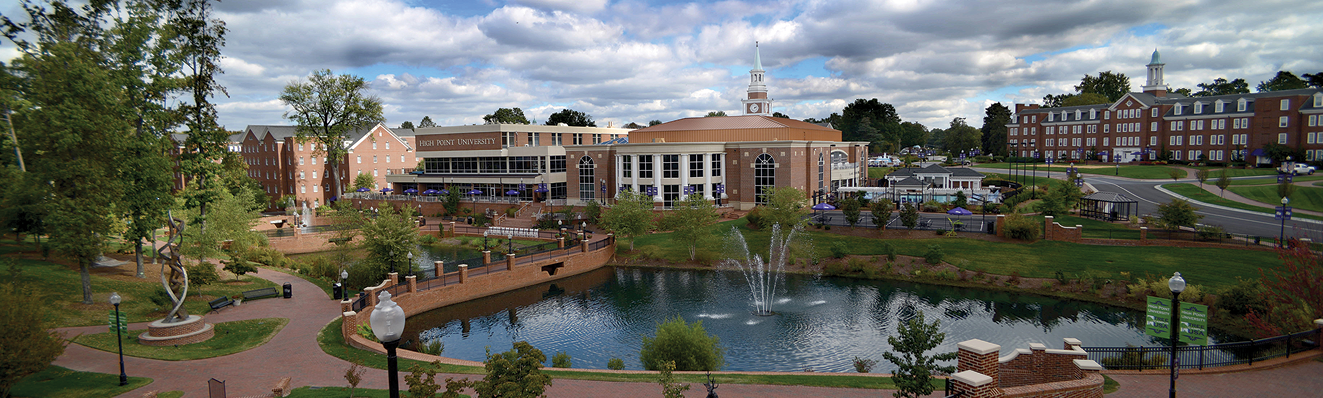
6,0 -> 1322,132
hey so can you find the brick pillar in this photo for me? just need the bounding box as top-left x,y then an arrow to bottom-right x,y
434,261 -> 444,278
1029,343 -> 1046,380
1063,337 -> 1082,350
996,214 -> 1005,237
406,275 -> 417,293
366,287 -> 378,306
955,339 -> 1003,398
557,237 -> 564,248
1140,226 -> 1148,243
505,253 -> 515,271
482,250 -> 491,265
951,370 -> 1000,398
341,311 -> 357,341
1044,216 -> 1055,241
458,264 -> 468,283
388,272 -> 399,286
448,221 -> 456,238
341,299 -> 351,313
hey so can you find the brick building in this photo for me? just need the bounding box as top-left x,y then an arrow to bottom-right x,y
239,123 -> 417,209
1007,50 -> 1323,165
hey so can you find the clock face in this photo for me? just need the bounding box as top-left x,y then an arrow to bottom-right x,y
749,103 -> 760,113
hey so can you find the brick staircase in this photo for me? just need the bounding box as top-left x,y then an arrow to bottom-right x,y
493,202 -> 544,229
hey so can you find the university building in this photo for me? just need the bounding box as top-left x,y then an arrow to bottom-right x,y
238,123 -> 419,209
1007,50 -> 1323,164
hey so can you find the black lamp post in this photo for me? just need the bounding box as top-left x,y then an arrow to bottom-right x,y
340,269 -> 349,299
1280,197 -> 1290,248
109,292 -> 127,386
508,234 -> 514,254
1167,272 -> 1185,398
406,251 -> 413,276
370,291 -> 406,398
483,231 -> 490,252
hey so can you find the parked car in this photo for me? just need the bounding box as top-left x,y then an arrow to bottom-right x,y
1280,163 -> 1316,175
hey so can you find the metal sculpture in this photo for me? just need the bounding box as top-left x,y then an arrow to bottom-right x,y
156,210 -> 189,323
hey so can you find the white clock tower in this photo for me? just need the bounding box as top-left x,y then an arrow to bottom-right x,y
741,42 -> 773,115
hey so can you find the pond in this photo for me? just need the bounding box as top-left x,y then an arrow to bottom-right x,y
401,267 -> 1232,373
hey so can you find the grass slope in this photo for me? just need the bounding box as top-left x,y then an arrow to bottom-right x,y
73,318 -> 289,360
10,366 -> 152,398
1163,184 -> 1323,222
1229,185 -> 1323,213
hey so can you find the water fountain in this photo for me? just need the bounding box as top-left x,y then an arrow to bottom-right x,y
721,223 -> 800,316
301,202 -> 312,232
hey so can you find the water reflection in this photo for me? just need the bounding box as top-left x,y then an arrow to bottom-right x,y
403,267 -> 1221,372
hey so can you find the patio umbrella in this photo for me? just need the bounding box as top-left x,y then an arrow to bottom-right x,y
467,189 -> 483,195
506,189 -> 520,196
380,188 -> 393,193
439,188 -> 449,195
946,207 -> 972,215
403,188 -> 418,194
422,189 -> 438,195
811,203 -> 836,211
356,187 -> 369,192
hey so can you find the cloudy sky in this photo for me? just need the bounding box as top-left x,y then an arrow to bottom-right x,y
9,0 -> 1323,131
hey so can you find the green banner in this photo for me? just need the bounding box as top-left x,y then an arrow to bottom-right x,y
1144,296 -> 1208,345
108,310 -> 127,331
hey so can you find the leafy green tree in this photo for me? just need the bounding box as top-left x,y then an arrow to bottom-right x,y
640,317 -> 724,371
771,111 -> 789,119
900,203 -> 920,230
761,186 -> 810,229
1216,169 -> 1231,197
899,121 -> 929,149
443,187 -> 462,216
279,69 -> 385,198
600,190 -> 654,250
870,198 -> 893,229
704,111 -> 727,117
1192,77 -> 1250,97
839,99 -> 902,149
353,173 -> 375,192
1278,180 -> 1297,202
1156,199 -> 1202,230
399,120 -> 414,129
656,361 -> 690,398
1168,168 -> 1183,181
1061,92 -> 1111,107
840,194 -> 862,227
980,103 -> 1011,157
952,191 -> 968,209
181,182 -> 262,266
1257,71 -> 1308,92
472,341 -> 553,398
418,115 -> 436,128
1038,177 -> 1082,216
882,312 -> 957,398
338,203 -> 418,288
1261,142 -> 1299,165
545,108 -> 595,127
660,194 -> 719,260
1196,169 -> 1209,187
174,0 -> 232,239
648,119 -> 662,126
0,263 -> 67,398
622,122 -> 643,129
942,118 -> 980,154
1304,72 -> 1323,89
1245,243 -> 1323,337
483,108 -> 529,125
1074,71 -> 1131,102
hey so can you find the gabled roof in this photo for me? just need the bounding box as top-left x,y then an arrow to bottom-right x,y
949,167 -> 986,177
892,176 -> 926,186
1083,192 -> 1136,203
914,163 -> 950,174
244,125 -> 298,142
632,115 -> 838,133
347,123 -> 412,151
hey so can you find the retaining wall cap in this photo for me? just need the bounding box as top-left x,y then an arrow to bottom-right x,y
1315,319 -> 1323,327
952,370 -> 995,387
1045,348 -> 1089,356
1063,338 -> 1082,346
958,339 -> 1001,355
1074,359 -> 1104,371
999,350 -> 1021,363
1029,343 -> 1047,350
342,311 -> 356,317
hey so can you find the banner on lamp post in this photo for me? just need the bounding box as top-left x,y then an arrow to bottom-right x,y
1144,296 -> 1208,345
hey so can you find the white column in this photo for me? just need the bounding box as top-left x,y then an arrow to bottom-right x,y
615,154 -> 623,197
679,153 -> 690,197
630,155 -> 639,192
703,153 -> 713,199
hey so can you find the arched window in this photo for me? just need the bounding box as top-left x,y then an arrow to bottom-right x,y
578,156 -> 595,200
754,153 -> 775,205
830,150 -> 848,164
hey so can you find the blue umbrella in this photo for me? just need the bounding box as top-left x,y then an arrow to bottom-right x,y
467,189 -> 482,195
356,187 -> 369,192
403,188 -> 418,194
380,188 -> 393,193
506,189 -> 519,196
422,189 -> 438,195
811,202 -> 836,211
946,207 -> 972,215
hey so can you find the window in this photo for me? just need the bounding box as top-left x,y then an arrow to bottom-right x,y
357,156 -> 361,164
1237,98 -> 1247,112
573,134 -> 582,145
1149,122 -> 1156,132
1309,133 -> 1316,144
1048,113 -> 1054,122
373,155 -> 378,163
1282,99 -> 1290,111
313,185 -> 318,193
552,133 -> 563,146
1090,109 -> 1097,119
373,169 -> 377,176
1152,108 -> 1159,117
551,156 -> 567,173
1174,151 -> 1182,160
385,154 -> 390,163
622,155 -> 632,178
1170,136 -> 1182,146
1311,115 -> 1318,127
299,171 -> 305,179
638,155 -> 653,178
372,142 -> 377,150
1104,124 -> 1109,134
689,154 -> 704,178
299,156 -> 304,165
1087,137 -> 1096,146
593,134 -> 601,144
1232,134 -> 1241,145
754,154 -> 775,205
1104,111 -> 1110,119
1047,126 -> 1054,135
385,141 -> 390,150
578,156 -> 595,200
1280,116 -> 1289,128
1103,137 -> 1109,146
1150,136 -> 1158,146
662,154 -> 679,178
817,153 -> 825,190
1279,133 -> 1288,144
1194,102 -> 1202,114
711,154 -> 722,177
301,185 -> 306,193
312,171 -> 317,179
1011,128 -> 1018,136
401,155 -> 405,163
1174,103 -> 1182,115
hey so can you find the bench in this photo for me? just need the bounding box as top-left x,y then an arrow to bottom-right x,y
271,377 -> 292,397
242,287 -> 279,300
208,296 -> 233,312
919,219 -> 932,228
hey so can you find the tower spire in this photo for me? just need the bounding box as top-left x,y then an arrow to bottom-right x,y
754,41 -> 763,71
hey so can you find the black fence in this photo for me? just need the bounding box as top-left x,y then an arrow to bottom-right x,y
1081,227 -> 1272,247
1082,328 -> 1321,370
350,294 -> 368,312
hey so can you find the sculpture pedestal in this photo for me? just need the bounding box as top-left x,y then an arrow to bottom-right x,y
138,315 -> 214,346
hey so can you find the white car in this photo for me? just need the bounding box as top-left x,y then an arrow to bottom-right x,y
1282,163 -> 1316,175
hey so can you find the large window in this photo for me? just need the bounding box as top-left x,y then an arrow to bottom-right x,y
689,154 -> 704,178
481,157 -> 507,173
711,154 -> 722,176
754,153 -> 775,205
622,155 -> 632,178
662,155 -> 680,178
578,156 -> 595,200
550,182 -> 567,200
639,155 -> 654,178
573,134 -> 583,145
817,153 -> 824,191
663,184 -> 680,207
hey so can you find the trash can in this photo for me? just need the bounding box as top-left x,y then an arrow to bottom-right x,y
332,283 -> 343,300
283,282 -> 292,299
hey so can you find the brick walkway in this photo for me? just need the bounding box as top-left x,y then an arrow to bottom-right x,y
1105,359 -> 1323,397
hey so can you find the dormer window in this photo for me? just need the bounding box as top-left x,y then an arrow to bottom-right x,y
1315,92 -> 1322,107
1075,110 -> 1082,120
1104,111 -> 1110,119
1215,100 -> 1224,113
1194,102 -> 1202,114
1090,109 -> 1097,119
1061,111 -> 1068,120
1048,113 -> 1054,122
1174,103 -> 1182,115
1238,98 -> 1247,112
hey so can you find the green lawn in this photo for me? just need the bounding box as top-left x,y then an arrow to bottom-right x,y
978,163 -> 1181,179
982,173 -> 1067,190
0,242 -> 279,328
1029,215 -> 1142,240
1194,167 -> 1278,177
10,366 -> 152,398
1228,185 -> 1323,213
1221,175 -> 1323,186
73,318 -> 288,360
1161,184 -> 1323,222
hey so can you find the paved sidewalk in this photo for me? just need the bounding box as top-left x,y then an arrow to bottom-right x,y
1106,359 -> 1323,397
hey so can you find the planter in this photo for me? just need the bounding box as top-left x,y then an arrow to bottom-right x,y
233,298 -> 243,306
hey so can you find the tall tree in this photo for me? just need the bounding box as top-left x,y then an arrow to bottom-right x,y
980,103 -> 1011,157
173,0 -> 231,239
0,263 -> 68,398
545,108 -> 595,127
399,120 -> 414,129
279,69 -> 385,198
883,312 -> 957,398
1258,71 -> 1307,92
648,119 -> 662,126
622,122 -> 643,129
771,111 -> 789,119
418,115 -> 436,128
659,194 -> 719,260
336,203 -> 418,288
1061,92 -> 1110,107
704,110 -> 727,117
1074,71 -> 1131,102
482,107 -> 528,124
1193,77 -> 1250,97
839,99 -> 901,145
899,121 -> 928,149
1303,72 -> 1323,89
600,190 -> 654,250
761,187 -> 809,229
941,117 -> 980,154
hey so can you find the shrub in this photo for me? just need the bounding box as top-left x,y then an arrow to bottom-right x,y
745,206 -> 767,229
505,207 -> 517,217
185,262 -> 220,287
1041,281 -> 1053,289
148,288 -> 173,309
830,241 -> 848,259
639,317 -> 724,371
880,242 -> 897,262
417,339 -> 444,356
607,357 -> 625,370
551,351 -> 572,368
1100,345 -> 1168,370
1215,278 -> 1268,315
1004,213 -> 1041,241
222,258 -> 258,279
356,323 -> 378,342
657,361 -> 690,398
862,266 -> 882,279
1195,224 -> 1226,241
472,341 -> 552,398
847,257 -> 868,273
853,356 -> 877,373
824,262 -> 848,276
921,200 -> 942,212
923,244 -> 944,264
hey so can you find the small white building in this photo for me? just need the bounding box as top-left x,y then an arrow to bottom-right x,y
883,164 -> 992,204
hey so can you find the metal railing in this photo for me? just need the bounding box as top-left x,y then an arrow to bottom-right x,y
350,294 -> 369,312
1082,328 -> 1321,370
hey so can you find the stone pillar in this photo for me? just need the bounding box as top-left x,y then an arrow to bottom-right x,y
341,311 -> 357,342
506,253 -> 515,271
1140,226 -> 1148,243
366,287 -> 378,306
458,264 -> 468,283
406,275 -> 417,293
951,370 -> 999,398
582,237 -> 589,252
434,261 -> 444,278
995,214 -> 1006,237
341,300 -> 351,313
482,250 -> 491,265
957,339 -> 1001,381
557,237 -> 565,248
1063,337 -> 1083,351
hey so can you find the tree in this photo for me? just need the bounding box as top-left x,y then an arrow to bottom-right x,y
1074,71 -> 1131,102
279,69 -> 385,198
761,187 -> 809,229
418,115 -> 436,128
337,203 -> 418,288
870,199 -> 893,229
173,0 -> 232,242
900,203 -> 920,230
899,121 -> 929,149
771,111 -> 789,119
1261,142 -> 1299,165
840,193 -> 862,227
483,108 -> 529,125
1037,177 -> 1081,216
1278,180 -> 1297,202
882,312 -> 957,398
353,173 -> 375,192
1192,77 -> 1250,97
1216,169 -> 1231,197
639,317 -> 724,371
0,263 -> 67,398
656,361 -> 690,398
1257,71 -> 1308,92
1303,72 -> 1323,89
1245,243 -> 1323,337
941,117 -> 980,154
622,122 -> 643,129
839,99 -> 901,148
648,119 -> 662,126
704,111 -> 727,117
472,341 -> 553,398
1168,168 -> 1183,181
399,120 -> 414,129
545,108 -> 595,127
952,191 -> 968,209
659,194 -> 718,260
980,103 -> 1011,157
1061,92 -> 1111,107
181,182 -> 261,266
1196,169 -> 1209,187
1156,199 -> 1202,230
600,190 -> 654,250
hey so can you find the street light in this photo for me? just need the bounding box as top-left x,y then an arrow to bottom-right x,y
109,292 -> 127,386
508,234 -> 514,255
340,269 -> 349,300
483,230 -> 490,252
406,251 -> 413,276
1167,272 -> 1185,398
370,291 -> 406,398
1280,197 -> 1290,248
